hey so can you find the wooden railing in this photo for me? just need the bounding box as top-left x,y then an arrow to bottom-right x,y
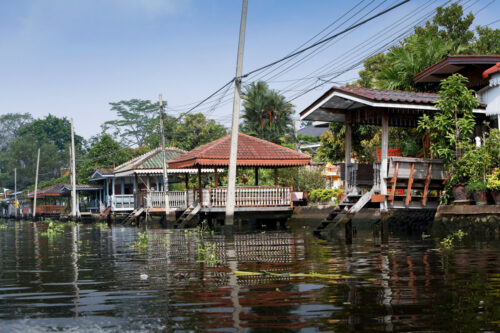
189,187 -> 292,208
131,187 -> 293,210
36,205 -> 67,214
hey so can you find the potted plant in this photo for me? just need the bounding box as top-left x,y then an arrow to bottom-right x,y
487,168 -> 500,204
466,180 -> 488,205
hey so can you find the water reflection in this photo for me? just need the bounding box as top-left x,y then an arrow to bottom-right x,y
0,220 -> 500,331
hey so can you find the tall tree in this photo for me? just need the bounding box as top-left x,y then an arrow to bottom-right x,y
78,134 -> 131,183
104,99 -> 160,147
144,112 -> 227,151
241,81 -> 294,143
18,114 -> 83,151
0,113 -> 33,151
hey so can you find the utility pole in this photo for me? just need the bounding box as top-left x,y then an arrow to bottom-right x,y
33,148 -> 40,219
70,118 -> 77,219
225,0 -> 248,226
159,94 -> 170,214
14,168 -> 17,218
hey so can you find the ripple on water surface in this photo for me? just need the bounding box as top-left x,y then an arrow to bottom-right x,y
1,220 -> 500,331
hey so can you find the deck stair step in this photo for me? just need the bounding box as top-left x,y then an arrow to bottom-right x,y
123,208 -> 144,225
176,201 -> 201,227
101,206 -> 111,217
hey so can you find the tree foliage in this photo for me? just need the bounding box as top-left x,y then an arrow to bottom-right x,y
357,4 -> 500,92
18,114 -> 83,151
418,74 -> 478,185
77,134 -> 131,183
0,113 -> 32,151
0,114 -> 85,190
241,81 -> 294,143
144,112 -> 227,151
104,99 -> 160,147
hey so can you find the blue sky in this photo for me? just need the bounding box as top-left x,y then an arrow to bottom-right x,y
1,0 -> 499,139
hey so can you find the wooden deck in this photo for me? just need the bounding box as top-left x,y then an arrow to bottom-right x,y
111,186 -> 293,213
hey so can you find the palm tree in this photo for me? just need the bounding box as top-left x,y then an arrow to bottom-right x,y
241,81 -> 294,143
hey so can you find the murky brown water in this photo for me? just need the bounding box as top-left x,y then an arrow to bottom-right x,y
1,219 -> 500,332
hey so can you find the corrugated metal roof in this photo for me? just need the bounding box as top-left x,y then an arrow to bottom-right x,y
169,133 -> 311,168
113,147 -> 186,173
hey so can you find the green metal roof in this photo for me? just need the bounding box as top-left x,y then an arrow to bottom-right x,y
114,148 -> 186,173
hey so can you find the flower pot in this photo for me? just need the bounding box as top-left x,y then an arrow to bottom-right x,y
492,190 -> 500,205
451,184 -> 468,202
472,191 -> 488,205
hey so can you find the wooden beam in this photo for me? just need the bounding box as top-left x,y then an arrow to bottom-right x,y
389,162 -> 399,204
255,167 -> 259,186
274,168 -> 278,186
214,168 -> 219,187
405,162 -> 415,206
198,167 -> 202,204
345,120 -> 352,191
422,163 -> 432,206
380,112 -> 389,210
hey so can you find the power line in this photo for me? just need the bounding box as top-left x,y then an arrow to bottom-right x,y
241,0 -> 410,80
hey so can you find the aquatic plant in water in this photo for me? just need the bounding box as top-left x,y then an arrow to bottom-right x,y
95,222 -> 109,231
197,242 -> 218,265
127,232 -> 150,251
439,229 -> 465,250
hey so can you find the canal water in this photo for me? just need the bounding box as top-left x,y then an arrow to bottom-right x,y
1,220 -> 500,332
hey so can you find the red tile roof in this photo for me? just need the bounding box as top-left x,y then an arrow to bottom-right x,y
336,86 -> 438,104
483,62 -> 500,78
300,86 -> 440,117
168,133 -> 311,168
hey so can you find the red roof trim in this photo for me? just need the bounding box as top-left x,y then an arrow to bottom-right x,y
483,62 -> 500,78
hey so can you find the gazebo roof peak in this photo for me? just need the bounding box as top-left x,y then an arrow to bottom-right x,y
168,133 -> 311,169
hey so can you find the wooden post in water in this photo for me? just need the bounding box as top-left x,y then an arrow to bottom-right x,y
345,219 -> 352,244
14,168 -> 17,218
380,113 -> 389,211
70,119 -> 77,219
345,119 -> 352,192
158,94 -> 170,214
33,148 -> 40,219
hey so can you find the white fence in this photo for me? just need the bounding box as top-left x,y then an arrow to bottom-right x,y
111,194 -> 134,211
146,191 -> 187,209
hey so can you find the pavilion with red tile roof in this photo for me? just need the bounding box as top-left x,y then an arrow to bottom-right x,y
169,133 -> 311,169
169,133 -> 311,206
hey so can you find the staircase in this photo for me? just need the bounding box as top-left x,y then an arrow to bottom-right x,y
122,208 -> 144,225
100,206 -> 111,217
175,201 -> 201,227
315,188 -> 376,236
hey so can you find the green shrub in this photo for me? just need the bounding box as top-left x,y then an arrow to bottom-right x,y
487,168 -> 500,191
309,188 -> 344,203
